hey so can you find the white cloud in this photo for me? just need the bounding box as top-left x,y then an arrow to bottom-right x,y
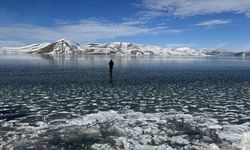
121,18 -> 147,25
166,43 -> 196,48
214,42 -> 228,49
195,19 -> 232,26
242,44 -> 250,51
140,0 -> 250,17
0,40 -> 25,47
0,19 -> 181,44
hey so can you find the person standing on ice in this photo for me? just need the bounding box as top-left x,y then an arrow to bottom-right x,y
109,60 -> 114,75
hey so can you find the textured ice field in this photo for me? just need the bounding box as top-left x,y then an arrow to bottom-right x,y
1,55 -> 250,149
1,110 -> 250,150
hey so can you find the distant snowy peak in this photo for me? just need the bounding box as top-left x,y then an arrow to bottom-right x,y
83,42 -> 213,56
0,39 -> 84,54
83,42 -> 165,56
0,39 -> 244,56
0,43 -> 50,54
31,39 -> 84,54
201,48 -> 234,56
85,42 -> 235,56
234,52 -> 250,57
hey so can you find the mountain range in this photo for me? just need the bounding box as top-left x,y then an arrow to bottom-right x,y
0,39 -> 247,57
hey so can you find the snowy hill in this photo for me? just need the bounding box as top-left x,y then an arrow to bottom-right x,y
235,52 -> 250,57
0,39 -> 243,56
31,39 -> 84,54
0,43 -> 50,54
82,42 -> 235,56
83,42 -> 213,56
0,39 -> 84,54
83,42 -> 164,56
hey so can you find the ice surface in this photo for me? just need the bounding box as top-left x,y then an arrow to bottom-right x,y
0,56 -> 250,149
1,110 -> 250,150
241,132 -> 250,150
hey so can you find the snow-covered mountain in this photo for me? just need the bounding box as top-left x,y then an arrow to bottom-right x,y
235,52 -> 250,57
0,39 -> 83,54
0,43 -> 50,54
31,39 -> 84,54
0,39 -> 244,56
83,42 -> 165,55
82,42 -> 236,56
83,42 -> 209,56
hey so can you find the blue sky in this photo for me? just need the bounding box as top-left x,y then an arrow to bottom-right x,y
0,0 -> 250,51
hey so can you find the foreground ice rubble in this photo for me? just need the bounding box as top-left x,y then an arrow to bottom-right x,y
242,132 -> 250,150
1,110 -> 250,150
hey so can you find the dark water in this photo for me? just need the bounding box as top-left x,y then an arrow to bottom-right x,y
0,54 -> 250,149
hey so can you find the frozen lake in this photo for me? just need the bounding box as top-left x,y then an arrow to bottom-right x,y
0,54 -> 250,150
